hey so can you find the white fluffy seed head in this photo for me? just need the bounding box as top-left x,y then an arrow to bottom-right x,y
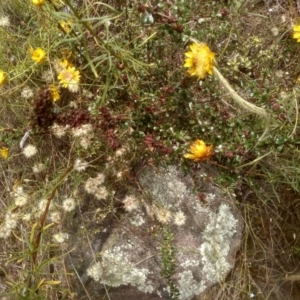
53,232 -> 68,243
22,144 -> 37,158
62,197 -> 76,212
74,158 -> 88,171
0,16 -> 10,27
174,210 -> 187,226
21,86 -> 34,99
123,195 -> 139,212
32,163 -> 45,173
94,186 -> 108,200
155,207 -> 171,224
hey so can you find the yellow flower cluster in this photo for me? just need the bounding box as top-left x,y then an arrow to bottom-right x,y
31,0 -> 45,6
30,47 -> 46,63
58,60 -> 81,93
184,43 -> 215,80
184,139 -> 213,162
0,70 -> 6,86
49,85 -> 60,101
60,20 -> 73,33
0,146 -> 9,159
293,25 -> 300,42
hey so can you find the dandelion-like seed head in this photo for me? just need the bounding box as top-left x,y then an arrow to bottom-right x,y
80,136 -> 92,149
82,89 -> 94,99
84,174 -> 105,194
0,226 -> 12,239
96,173 -> 105,184
42,69 -> 55,83
74,158 -> 89,172
67,80 -> 80,93
174,210 -> 187,226
0,70 -> 6,86
184,139 -> 213,162
84,177 -> 99,194
22,213 -> 31,222
123,195 -> 139,212
21,86 -> 34,99
72,123 -> 93,137
53,232 -> 68,243
184,42 -> 215,80
155,207 -> 172,224
50,211 -> 61,223
62,197 -> 76,212
115,147 -> 127,157
0,16 -> 10,27
23,144 -> 38,158
32,163 -> 45,173
30,47 -> 46,63
94,186 -> 108,200
293,25 -> 300,43
5,213 -> 18,230
14,187 -> 29,207
38,199 -> 52,214
51,123 -> 68,138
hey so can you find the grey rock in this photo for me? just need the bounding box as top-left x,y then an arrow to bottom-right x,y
69,165 -> 243,300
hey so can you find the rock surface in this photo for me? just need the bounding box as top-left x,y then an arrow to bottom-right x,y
68,165 -> 243,299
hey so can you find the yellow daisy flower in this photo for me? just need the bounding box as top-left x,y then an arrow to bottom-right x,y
184,43 -> 215,80
293,25 -> 300,42
58,66 -> 80,92
30,47 -> 46,63
184,139 -> 213,162
0,70 -> 6,86
60,20 -> 73,33
59,59 -> 73,69
31,0 -> 45,6
0,146 -> 9,159
49,85 -> 60,102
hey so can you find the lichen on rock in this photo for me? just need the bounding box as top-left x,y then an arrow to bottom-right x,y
73,165 -> 243,300
87,243 -> 155,293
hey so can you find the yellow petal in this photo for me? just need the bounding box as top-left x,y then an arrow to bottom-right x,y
0,147 -> 9,159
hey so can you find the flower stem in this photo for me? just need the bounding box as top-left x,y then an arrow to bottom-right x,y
213,66 -> 270,141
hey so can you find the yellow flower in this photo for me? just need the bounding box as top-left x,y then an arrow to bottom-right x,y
30,47 -> 46,63
293,25 -> 300,42
58,66 -> 80,92
0,70 -> 6,86
184,43 -> 215,80
31,0 -> 45,6
59,59 -> 73,69
49,85 -> 60,101
0,146 -> 9,159
184,139 -> 213,162
60,20 -> 73,33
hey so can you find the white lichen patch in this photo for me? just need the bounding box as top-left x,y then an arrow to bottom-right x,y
205,193 -> 216,203
139,166 -> 191,209
180,258 -> 200,268
199,204 -> 238,282
129,212 -> 146,227
84,165 -> 242,299
87,244 -> 154,293
193,201 -> 210,214
177,270 -> 206,300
